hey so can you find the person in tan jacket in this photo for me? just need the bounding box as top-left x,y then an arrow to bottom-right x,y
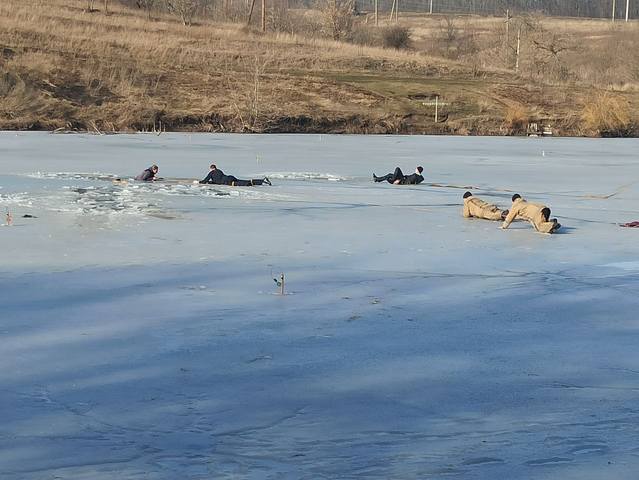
462,192 -> 508,221
501,194 -> 561,233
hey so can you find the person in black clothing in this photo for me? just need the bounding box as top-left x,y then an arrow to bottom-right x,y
135,165 -> 159,181
199,164 -> 271,186
199,164 -> 225,184
373,166 -> 424,185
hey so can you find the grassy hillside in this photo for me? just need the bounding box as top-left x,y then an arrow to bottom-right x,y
0,0 -> 637,135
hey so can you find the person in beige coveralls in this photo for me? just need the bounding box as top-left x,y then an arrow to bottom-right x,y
462,192 -> 508,221
501,194 -> 561,233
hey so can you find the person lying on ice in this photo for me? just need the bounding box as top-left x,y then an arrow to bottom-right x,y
462,191 -> 508,221
373,166 -> 424,185
199,164 -> 271,186
501,194 -> 561,233
135,164 -> 159,181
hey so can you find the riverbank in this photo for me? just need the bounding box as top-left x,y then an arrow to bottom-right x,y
1,0 -> 638,136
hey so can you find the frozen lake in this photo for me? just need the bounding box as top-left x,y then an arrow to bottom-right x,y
1,132 -> 639,479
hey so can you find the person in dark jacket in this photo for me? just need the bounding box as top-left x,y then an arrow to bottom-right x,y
135,165 -> 159,181
373,166 -> 424,185
199,164 -> 225,184
199,164 -> 271,186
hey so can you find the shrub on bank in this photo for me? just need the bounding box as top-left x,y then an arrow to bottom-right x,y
581,92 -> 635,137
382,25 -> 411,50
350,25 -> 381,46
503,104 -> 529,134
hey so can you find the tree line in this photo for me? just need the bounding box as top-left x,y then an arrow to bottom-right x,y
112,0 -> 638,24
355,0 -> 639,18
113,1 -> 215,25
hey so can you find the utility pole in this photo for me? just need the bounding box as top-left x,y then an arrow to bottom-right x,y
247,0 -> 257,27
429,0 -> 433,15
261,0 -> 266,32
505,9 -> 510,64
626,0 -> 630,21
374,0 -> 378,26
612,0 -> 616,21
515,25 -> 521,72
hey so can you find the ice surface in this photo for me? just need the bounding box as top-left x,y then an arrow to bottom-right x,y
1,132 -> 639,479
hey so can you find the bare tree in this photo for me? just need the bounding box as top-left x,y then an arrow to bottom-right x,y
435,16 -> 479,60
440,16 -> 458,55
509,14 -> 575,80
136,0 -> 156,20
225,55 -> 272,131
530,31 -> 573,79
319,0 -> 355,40
165,0 -> 200,26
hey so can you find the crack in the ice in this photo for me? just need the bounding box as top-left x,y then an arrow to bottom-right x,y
212,407 -> 308,438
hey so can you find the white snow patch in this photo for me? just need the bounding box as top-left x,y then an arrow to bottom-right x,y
264,171 -> 349,181
602,261 -> 639,271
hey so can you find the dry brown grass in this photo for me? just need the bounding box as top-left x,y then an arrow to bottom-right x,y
503,104 -> 529,133
400,13 -> 639,88
0,0 -> 637,134
0,0 -> 462,132
581,92 -> 635,136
